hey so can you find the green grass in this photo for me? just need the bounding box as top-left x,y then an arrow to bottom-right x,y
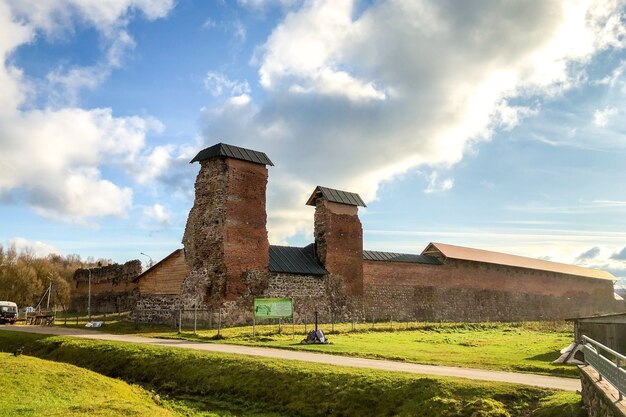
57,320 -> 576,378
0,352 -> 178,417
0,330 -> 583,417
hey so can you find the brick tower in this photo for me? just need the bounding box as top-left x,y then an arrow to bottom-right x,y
183,143 -> 273,302
307,186 -> 366,296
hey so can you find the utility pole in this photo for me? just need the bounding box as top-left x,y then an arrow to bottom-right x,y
88,268 -> 92,320
46,279 -> 52,310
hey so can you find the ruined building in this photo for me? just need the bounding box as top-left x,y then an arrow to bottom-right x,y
71,260 -> 142,313
133,143 -> 622,323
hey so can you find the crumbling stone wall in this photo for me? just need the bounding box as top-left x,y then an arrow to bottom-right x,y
151,272 -> 361,326
133,294 -> 181,323
71,260 -> 141,312
183,158 -> 227,293
182,156 -> 270,309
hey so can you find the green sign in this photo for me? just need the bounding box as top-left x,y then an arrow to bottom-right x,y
254,298 -> 293,318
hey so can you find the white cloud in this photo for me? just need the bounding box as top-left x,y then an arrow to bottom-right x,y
143,203 -> 172,227
201,0 -> 626,242
46,66 -> 109,106
593,106 -> 619,126
257,0 -> 385,102
204,72 -> 251,97
424,172 -> 454,194
5,0 -> 173,35
0,0 -> 174,224
6,237 -> 62,257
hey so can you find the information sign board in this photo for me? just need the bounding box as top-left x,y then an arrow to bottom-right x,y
253,298 -> 293,319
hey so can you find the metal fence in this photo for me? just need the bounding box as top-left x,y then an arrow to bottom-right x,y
130,307 -> 423,335
582,335 -> 626,400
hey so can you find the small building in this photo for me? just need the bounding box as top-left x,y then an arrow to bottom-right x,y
569,313 -> 626,354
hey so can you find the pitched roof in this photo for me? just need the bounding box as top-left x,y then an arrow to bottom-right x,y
363,250 -> 441,265
306,186 -> 366,207
190,143 -> 274,166
423,242 -> 616,281
269,244 -> 327,276
133,249 -> 184,282
566,312 -> 626,322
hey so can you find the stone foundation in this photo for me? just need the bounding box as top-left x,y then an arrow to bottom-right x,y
580,365 -> 626,417
132,294 -> 181,323
364,284 -> 613,321
71,292 -> 136,314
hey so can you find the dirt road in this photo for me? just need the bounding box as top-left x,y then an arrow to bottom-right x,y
0,325 -> 580,392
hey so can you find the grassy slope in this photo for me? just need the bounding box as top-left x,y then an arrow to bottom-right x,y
0,331 -> 582,417
58,320 -> 576,378
0,353 -> 177,417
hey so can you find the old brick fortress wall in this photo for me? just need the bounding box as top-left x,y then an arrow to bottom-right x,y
133,142 -> 622,325
71,260 -> 141,313
363,259 -> 616,321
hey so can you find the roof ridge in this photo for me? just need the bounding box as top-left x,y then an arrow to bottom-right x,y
190,142 -> 274,166
306,185 -> 366,207
428,242 -> 615,281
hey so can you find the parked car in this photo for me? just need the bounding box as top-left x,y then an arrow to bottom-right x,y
0,301 -> 18,324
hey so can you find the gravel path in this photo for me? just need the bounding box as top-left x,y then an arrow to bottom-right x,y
0,325 -> 580,392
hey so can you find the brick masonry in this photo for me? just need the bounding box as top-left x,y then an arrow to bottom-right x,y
181,156 -> 269,308
71,260 -> 141,313
314,199 -> 363,296
132,143 -> 621,325
362,258 -> 618,320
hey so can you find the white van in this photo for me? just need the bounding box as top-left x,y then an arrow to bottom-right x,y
0,301 -> 18,324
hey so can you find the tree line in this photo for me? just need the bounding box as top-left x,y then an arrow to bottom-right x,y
0,245 -> 108,310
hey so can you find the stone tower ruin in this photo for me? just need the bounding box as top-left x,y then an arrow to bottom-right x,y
307,186 -> 366,296
182,143 -> 273,305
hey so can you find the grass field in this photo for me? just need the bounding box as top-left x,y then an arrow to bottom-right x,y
0,330 -> 583,417
53,319 -> 577,378
0,353 -> 178,417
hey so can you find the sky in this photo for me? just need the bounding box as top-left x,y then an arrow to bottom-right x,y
1,0 -> 626,285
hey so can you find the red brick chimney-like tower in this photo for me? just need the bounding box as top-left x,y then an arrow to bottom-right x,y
307,186 -> 366,296
183,143 -> 273,300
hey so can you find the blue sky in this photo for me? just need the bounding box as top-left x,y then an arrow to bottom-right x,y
1,0 -> 626,284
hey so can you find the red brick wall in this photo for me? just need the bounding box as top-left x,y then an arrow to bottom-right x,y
314,200 -> 363,295
363,259 -> 613,298
223,158 -> 270,298
363,259 -> 618,320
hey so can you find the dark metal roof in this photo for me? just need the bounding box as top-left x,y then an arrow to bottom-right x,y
269,244 -> 327,276
306,186 -> 366,207
363,250 -> 441,265
190,143 -> 274,166
566,312 -> 626,322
